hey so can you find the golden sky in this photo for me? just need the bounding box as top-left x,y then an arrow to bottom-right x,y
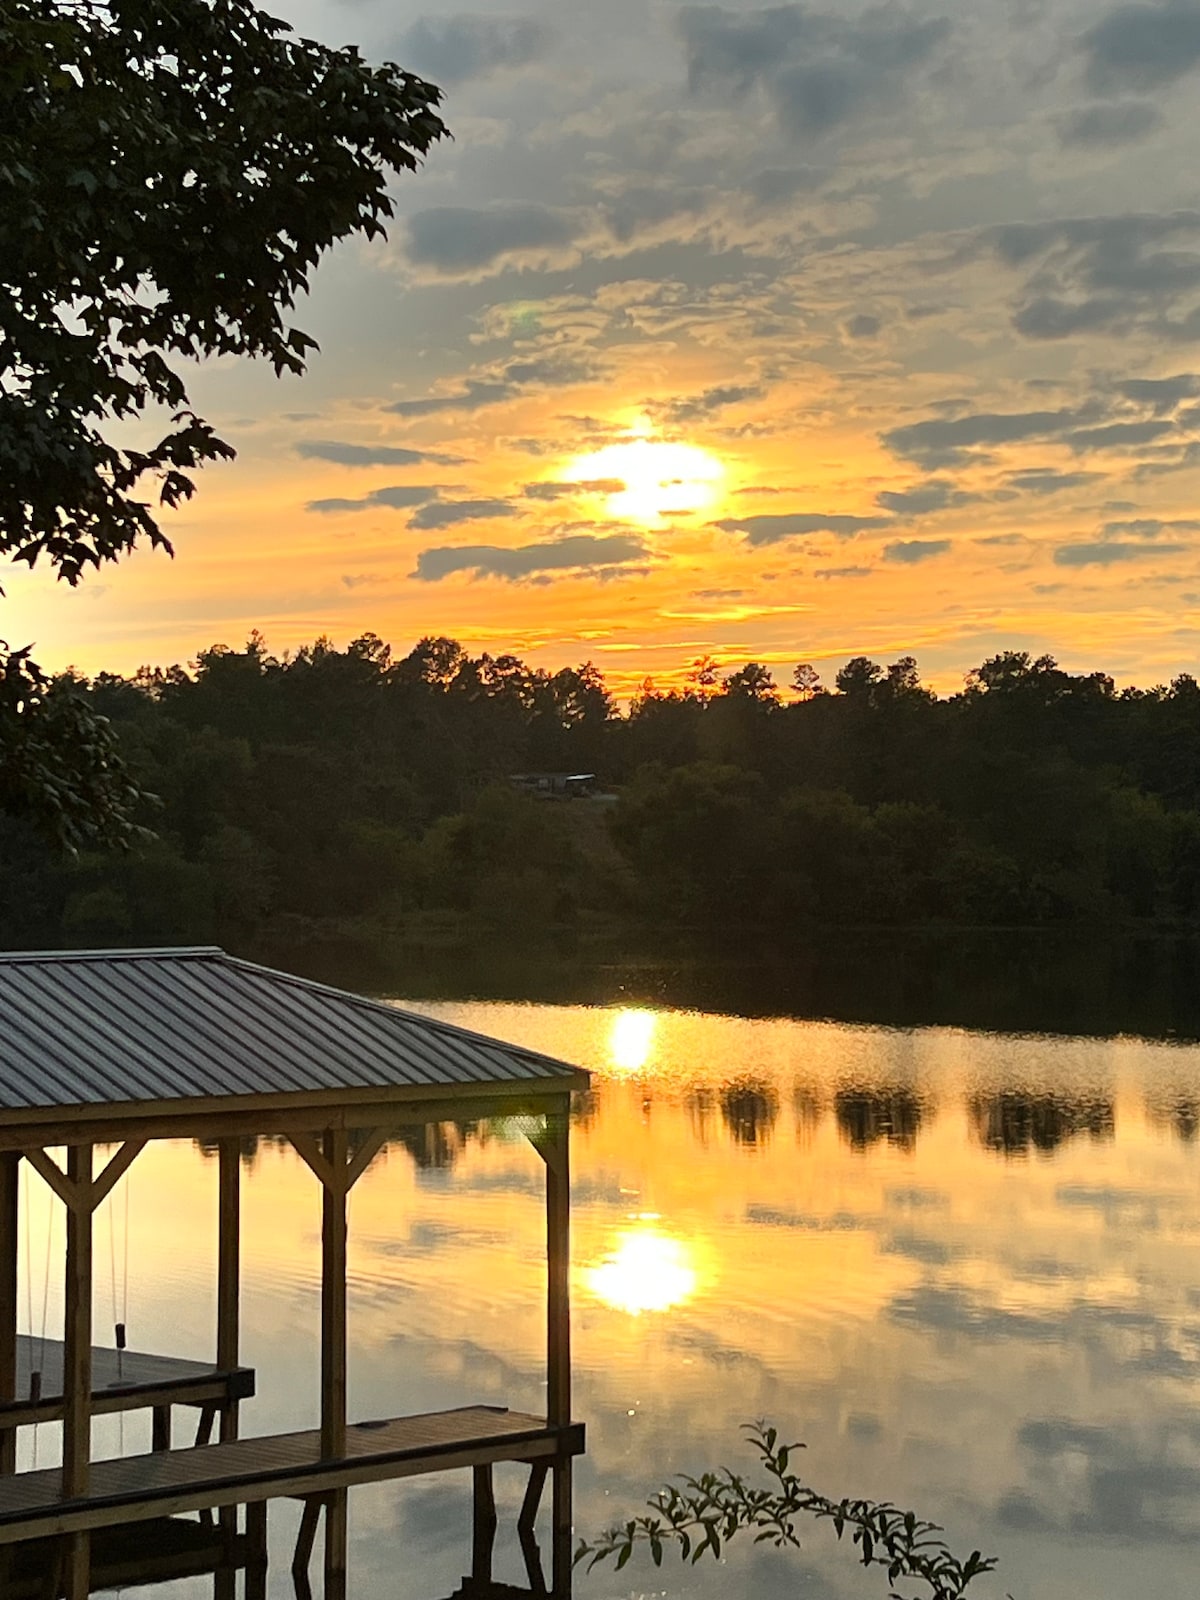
14,0 -> 1200,695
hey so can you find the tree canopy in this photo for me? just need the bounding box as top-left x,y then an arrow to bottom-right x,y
0,0 -> 447,847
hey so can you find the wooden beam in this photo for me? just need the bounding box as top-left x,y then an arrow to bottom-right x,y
320,1129 -> 348,1461
472,1464 -> 497,1585
0,1080 -> 588,1153
325,1488 -> 348,1600
217,1140 -> 240,1446
287,1134 -> 336,1194
542,1111 -> 573,1598
62,1143 -> 93,1498
91,1140 -> 146,1210
0,1154 -> 17,1475
344,1128 -> 389,1191
24,1148 -> 78,1212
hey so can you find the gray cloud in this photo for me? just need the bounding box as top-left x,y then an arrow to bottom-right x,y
407,499 -> 517,530
657,384 -> 764,423
1066,419 -> 1177,451
405,203 -> 577,276
400,15 -> 551,84
883,407 -> 1094,468
876,478 -> 973,514
412,532 -> 649,583
843,313 -> 882,339
1118,373 -> 1200,410
1083,0 -> 1200,96
747,166 -> 824,207
522,479 -> 625,500
884,538 -> 952,563
1054,539 -> 1187,565
306,485 -> 442,514
295,440 -> 465,467
386,380 -> 519,418
1006,468 -> 1105,495
1058,101 -> 1164,146
814,565 -> 873,579
713,511 -> 891,545
676,4 -> 952,139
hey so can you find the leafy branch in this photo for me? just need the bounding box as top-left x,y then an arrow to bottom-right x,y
576,1421 -> 1003,1600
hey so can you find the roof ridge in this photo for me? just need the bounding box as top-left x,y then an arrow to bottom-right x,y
0,946 -> 224,964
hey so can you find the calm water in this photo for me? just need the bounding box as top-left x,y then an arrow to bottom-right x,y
17,1001 -> 1200,1599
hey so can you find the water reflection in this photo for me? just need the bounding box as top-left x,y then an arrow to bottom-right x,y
720,1082 -> 778,1147
608,1008 -> 657,1073
584,1220 -> 700,1315
970,1091 -> 1115,1155
834,1084 -> 924,1151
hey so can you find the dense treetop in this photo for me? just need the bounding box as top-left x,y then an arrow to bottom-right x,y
5,633 -> 1200,951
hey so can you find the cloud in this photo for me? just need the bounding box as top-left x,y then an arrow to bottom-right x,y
1065,419 -> 1177,451
883,407 -> 1094,468
405,203 -> 578,277
1054,540 -> 1187,565
407,499 -> 517,530
814,565 -> 873,579
295,440 -> 465,467
1058,101 -> 1164,146
1083,0 -> 1200,96
713,511 -> 892,545
747,166 -> 824,207
306,485 -> 442,514
1006,468 -> 1104,495
1117,373 -> 1200,411
657,384 -> 764,423
400,15 -> 551,84
843,313 -> 882,339
676,4 -> 952,139
1102,516 -> 1200,535
884,538 -> 951,563
876,478 -> 974,514
411,533 -> 649,582
522,479 -> 625,500
386,380 -> 519,418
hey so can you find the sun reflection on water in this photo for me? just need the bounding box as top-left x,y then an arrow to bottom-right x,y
608,1008 -> 658,1074
584,1219 -> 699,1315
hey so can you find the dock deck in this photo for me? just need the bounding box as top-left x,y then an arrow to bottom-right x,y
0,1336 -> 254,1428
5,1516 -> 262,1598
0,1405 -> 584,1544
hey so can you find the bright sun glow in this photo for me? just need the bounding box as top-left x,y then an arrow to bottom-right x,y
565,435 -> 724,523
584,1223 -> 699,1315
608,1008 -> 658,1074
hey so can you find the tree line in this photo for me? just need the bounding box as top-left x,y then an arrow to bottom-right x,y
5,633 -> 1200,952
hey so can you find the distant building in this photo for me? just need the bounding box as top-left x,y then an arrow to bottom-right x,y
509,772 -> 597,799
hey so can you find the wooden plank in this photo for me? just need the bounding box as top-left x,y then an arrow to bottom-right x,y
23,1150 -> 77,1212
542,1110 -> 573,1599
217,1139 -> 240,1445
62,1144 -> 92,1501
345,1127 -> 389,1191
0,1154 -> 17,1474
1,1337 -> 252,1426
321,1128 -> 348,1461
0,1409 -> 585,1543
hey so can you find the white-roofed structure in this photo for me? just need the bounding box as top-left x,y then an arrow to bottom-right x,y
0,948 -> 587,1600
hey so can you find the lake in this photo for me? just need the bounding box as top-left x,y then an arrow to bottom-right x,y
15,997 -> 1200,1599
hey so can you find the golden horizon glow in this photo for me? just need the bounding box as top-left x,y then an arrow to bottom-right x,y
565,435 -> 725,524
583,1220 -> 701,1315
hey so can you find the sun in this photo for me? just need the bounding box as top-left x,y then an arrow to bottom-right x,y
565,432 -> 724,524
583,1221 -> 700,1315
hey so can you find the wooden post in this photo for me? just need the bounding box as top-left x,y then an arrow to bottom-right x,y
0,1153 -> 19,1476
217,1139 -> 240,1443
321,1128 -> 349,1600
472,1463 -> 497,1585
543,1105 -> 573,1597
63,1142 -> 94,1600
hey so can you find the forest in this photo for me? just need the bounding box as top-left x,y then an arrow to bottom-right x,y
5,632 -> 1200,956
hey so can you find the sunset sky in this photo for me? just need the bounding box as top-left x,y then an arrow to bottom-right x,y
17,0 -> 1200,694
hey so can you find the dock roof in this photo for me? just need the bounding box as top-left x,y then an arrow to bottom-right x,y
0,948 -> 586,1124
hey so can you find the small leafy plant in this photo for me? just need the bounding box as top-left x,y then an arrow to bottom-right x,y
576,1421 -> 1002,1599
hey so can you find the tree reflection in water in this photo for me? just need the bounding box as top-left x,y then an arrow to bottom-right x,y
834,1085 -> 924,1152
970,1091 -> 1115,1155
